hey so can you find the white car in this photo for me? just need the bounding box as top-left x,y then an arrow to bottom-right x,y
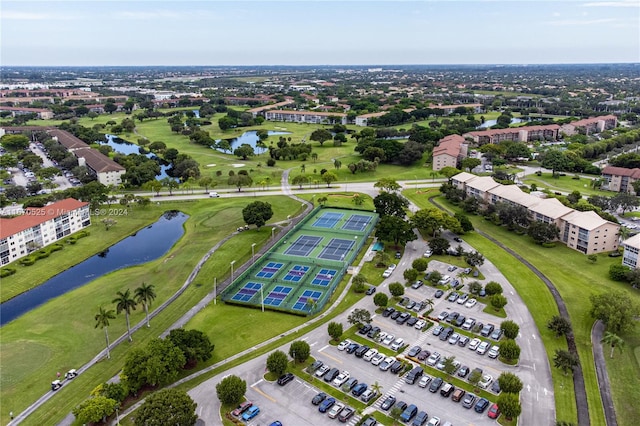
479,374 -> 493,389
382,268 -> 393,278
379,356 -> 396,371
438,275 -> 451,285
332,371 -> 350,387
476,341 -> 490,355
382,334 -> 395,345
414,319 -> 427,330
418,375 -> 432,388
426,352 -> 441,366
371,353 -> 385,366
387,263 -> 397,271
427,416 -> 441,426
363,348 -> 379,362
465,298 -> 477,308
468,337 -> 481,351
423,250 -> 433,258
377,331 -> 388,342
390,338 -> 405,351
208,191 -> 220,198
327,401 -> 345,419
488,345 -> 500,359
337,340 -> 352,351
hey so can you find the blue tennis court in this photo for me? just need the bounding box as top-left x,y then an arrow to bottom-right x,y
230,282 -> 262,302
283,265 -> 310,282
342,214 -> 372,231
318,238 -> 355,261
293,289 -> 324,311
284,235 -> 323,257
263,285 -> 293,306
255,262 -> 284,278
313,212 -> 344,229
312,268 -> 337,286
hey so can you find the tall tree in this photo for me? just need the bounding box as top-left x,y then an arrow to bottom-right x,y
327,322 -> 343,341
589,290 -> 639,333
167,328 -> 215,366
266,350 -> 289,376
600,331 -> 625,359
216,375 -> 247,406
134,282 -> 156,328
553,349 -> 579,375
94,306 -> 116,359
347,308 -> 372,326
373,192 -> 408,217
375,215 -> 418,248
135,389 -> 197,426
112,289 -> 137,342
374,178 -> 402,193
242,201 -> 273,228
310,129 -> 333,146
289,340 -> 311,364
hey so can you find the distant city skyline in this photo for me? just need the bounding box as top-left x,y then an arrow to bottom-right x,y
2,0 -> 639,66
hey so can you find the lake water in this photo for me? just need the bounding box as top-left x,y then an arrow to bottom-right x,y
0,211 -> 188,325
103,135 -> 174,180
477,118 -> 525,129
215,130 -> 291,154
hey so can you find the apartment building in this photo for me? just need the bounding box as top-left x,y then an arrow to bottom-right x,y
463,124 -> 560,144
560,115 -> 617,136
264,110 -> 347,125
0,107 -> 54,120
600,166 -> 640,193
621,234 -> 640,269
432,134 -> 468,171
0,198 -> 90,266
451,172 -> 620,254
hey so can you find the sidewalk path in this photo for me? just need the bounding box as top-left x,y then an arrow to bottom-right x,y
592,320 -> 618,426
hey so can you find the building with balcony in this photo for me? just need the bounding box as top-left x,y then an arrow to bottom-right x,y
621,234 -> 640,269
432,134 -> 468,171
560,115 -> 617,136
601,166 -> 640,193
264,110 -> 347,125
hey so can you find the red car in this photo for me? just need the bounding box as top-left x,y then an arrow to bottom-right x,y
488,403 -> 500,419
231,401 -> 252,417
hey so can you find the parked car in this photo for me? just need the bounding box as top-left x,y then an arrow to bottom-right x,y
379,356 -> 396,371
363,348 -> 379,362
424,250 -> 433,258
491,380 -> 502,394
488,403 -> 501,419
380,395 -> 396,411
432,325 -> 444,336
458,335 -> 470,347
457,365 -> 470,378
447,292 -> 459,302
488,345 -> 500,359
468,338 -> 481,351
361,389 -> 378,402
465,298 -> 477,308
352,383 -> 368,397
439,327 -> 453,341
232,401 -> 253,416
366,286 -> 376,295
390,310 -> 402,320
390,360 -> 404,374
319,397 -> 336,413
428,377 -> 443,393
448,333 -> 460,345
462,317 -> 476,330
427,416 -> 441,426
342,377 -> 359,391
426,352 -> 441,366
457,293 -> 469,304
242,406 -> 260,421
400,404 -> 418,422
338,406 -> 355,422
277,372 -> 294,386
447,265 -> 458,271
324,368 -> 340,382
462,392 -> 477,409
396,312 -> 411,325
417,350 -> 430,361
490,328 -> 504,340
476,341 -> 490,355
328,401 -> 345,419
311,392 -> 327,405
438,275 -> 451,285
479,374 -> 493,389
382,334 -> 395,345
332,371 -> 350,387
453,237 -> 463,243
440,382 -> 455,397
415,319 -> 427,330
355,345 -> 370,358
359,324 -> 372,335
434,289 -> 444,298
371,353 -> 385,366
407,345 -> 422,357
346,343 -> 360,354
315,364 -> 330,377
451,388 -> 466,402
437,311 -> 449,321
480,323 -> 495,337
474,397 -> 490,413
413,411 -> 429,426
337,340 -> 352,350
390,338 -> 405,351
362,416 -> 377,426
377,331 -> 388,342
367,326 -> 381,339
382,307 -> 396,317
395,251 -> 402,259
405,366 -> 424,384
411,280 -> 423,289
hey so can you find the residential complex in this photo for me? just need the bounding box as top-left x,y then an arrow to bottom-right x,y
264,109 -> 347,125
432,134 -> 468,171
451,172 -> 620,254
0,198 -> 90,265
560,115 -> 618,136
621,234 -> 640,269
600,165 -> 640,193
463,124 -> 561,144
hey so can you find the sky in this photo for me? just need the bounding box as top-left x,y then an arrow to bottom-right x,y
1,0 -> 639,66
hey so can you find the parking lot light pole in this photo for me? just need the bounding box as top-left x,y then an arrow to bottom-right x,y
251,243 -> 256,264
261,284 -> 264,312
115,406 -> 120,425
230,260 -> 236,282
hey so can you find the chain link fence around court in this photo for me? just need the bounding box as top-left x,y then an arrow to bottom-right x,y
221,206 -> 378,315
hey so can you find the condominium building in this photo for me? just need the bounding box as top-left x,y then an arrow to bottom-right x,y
560,115 -> 617,136
601,166 -> 640,193
463,124 -> 560,144
0,198 -> 91,265
0,107 -> 54,120
621,234 -> 640,269
451,172 -> 620,254
264,110 -> 347,125
432,134 -> 468,171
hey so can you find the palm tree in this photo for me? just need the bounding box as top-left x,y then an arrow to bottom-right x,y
95,306 -> 116,359
423,298 -> 435,312
113,289 -> 137,342
601,331 -> 625,359
134,282 -> 157,328
370,380 -> 383,396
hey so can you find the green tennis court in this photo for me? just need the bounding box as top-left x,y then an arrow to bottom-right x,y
221,207 -> 378,315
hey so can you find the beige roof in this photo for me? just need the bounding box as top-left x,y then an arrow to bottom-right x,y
622,233 -> 640,250
451,172 -> 477,184
529,197 -> 574,219
75,147 -> 125,173
466,176 -> 500,193
487,185 -> 538,207
266,110 -> 347,117
561,210 -> 618,231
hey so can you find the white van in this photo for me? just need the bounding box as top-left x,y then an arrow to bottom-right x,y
209,192 -> 220,198
438,275 -> 451,285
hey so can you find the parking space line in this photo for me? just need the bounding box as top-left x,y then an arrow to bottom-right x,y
318,349 -> 343,364
320,344 -> 329,351
251,379 -> 263,387
250,384 -> 276,402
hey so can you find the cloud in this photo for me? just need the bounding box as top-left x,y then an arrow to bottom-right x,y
113,9 -> 212,20
1,11 -> 74,20
582,1 -> 640,7
546,18 -> 617,26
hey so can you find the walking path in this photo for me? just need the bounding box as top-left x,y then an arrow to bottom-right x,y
592,320 -> 618,426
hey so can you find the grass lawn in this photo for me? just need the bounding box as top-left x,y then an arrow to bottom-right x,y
405,188 -> 640,425
522,173 -> 608,197
0,196 -> 303,426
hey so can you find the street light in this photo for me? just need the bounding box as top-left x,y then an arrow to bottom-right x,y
251,243 -> 256,264
115,406 -> 120,425
214,277 -> 217,305
271,228 -> 276,240
230,260 -> 236,282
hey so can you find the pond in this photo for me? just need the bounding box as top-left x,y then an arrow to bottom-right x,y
0,211 -> 188,325
476,118 -> 525,129
214,130 -> 291,154
102,135 -> 176,180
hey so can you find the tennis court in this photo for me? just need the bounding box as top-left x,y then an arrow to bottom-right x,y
292,289 -> 324,311
313,212 -> 344,229
283,265 -> 310,282
318,238 -> 355,261
255,262 -> 284,278
342,214 -> 373,231
230,282 -> 262,302
263,285 -> 293,307
312,269 -> 337,286
284,235 -> 323,257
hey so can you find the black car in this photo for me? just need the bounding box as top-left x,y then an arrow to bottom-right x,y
309,360 -> 323,372
359,324 -> 372,335
277,372 -> 294,386
352,383 -> 368,396
396,312 -> 410,325
406,316 -> 418,327
428,377 -> 443,393
474,397 -> 490,413
457,366 -> 470,378
393,400 -> 408,412
446,312 -> 459,323
395,251 -> 402,259
390,310 -> 402,320
367,326 -> 381,338
346,343 -> 360,354
366,286 -> 376,295
311,392 -> 327,405
382,307 -> 395,317
454,237 -> 463,242
362,417 -> 377,426
324,368 -> 340,382
355,345 -> 370,358
439,327 -> 453,341
454,315 -> 466,327
491,380 -> 502,394
380,395 -> 396,411
390,360 -> 403,374
338,406 -> 355,422
434,289 -> 444,298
